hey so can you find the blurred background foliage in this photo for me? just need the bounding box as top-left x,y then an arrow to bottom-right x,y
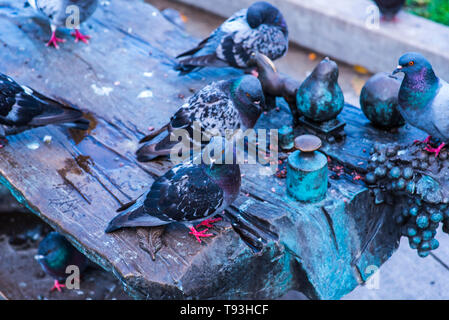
406,0 -> 449,26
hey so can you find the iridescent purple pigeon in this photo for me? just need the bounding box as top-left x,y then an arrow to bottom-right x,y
35,232 -> 88,292
393,52 -> 449,157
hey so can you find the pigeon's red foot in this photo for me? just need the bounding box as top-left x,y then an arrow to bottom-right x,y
50,280 -> 66,292
189,227 -> 213,243
425,142 -> 446,158
46,32 -> 66,49
414,136 -> 432,145
71,30 -> 91,44
196,217 -> 222,229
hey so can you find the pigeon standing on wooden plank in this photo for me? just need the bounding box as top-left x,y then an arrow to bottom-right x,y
0,73 -> 89,139
373,0 -> 405,21
393,52 -> 449,157
175,1 -> 288,75
28,0 -> 98,48
35,232 -> 88,292
106,137 -> 241,243
136,75 -> 266,162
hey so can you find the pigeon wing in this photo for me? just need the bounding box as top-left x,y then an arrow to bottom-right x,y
0,74 -> 84,127
144,162 -> 224,222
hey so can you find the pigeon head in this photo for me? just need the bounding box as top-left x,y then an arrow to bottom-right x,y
247,2 -> 288,34
35,232 -> 71,271
231,75 -> 267,112
311,57 -> 339,83
393,52 -> 435,77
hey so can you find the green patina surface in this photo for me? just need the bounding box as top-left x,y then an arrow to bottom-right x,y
287,150 -> 328,203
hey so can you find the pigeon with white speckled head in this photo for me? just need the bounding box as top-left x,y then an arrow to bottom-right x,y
175,1 -> 288,75
136,75 -> 266,162
107,136 -> 241,243
28,0 -> 98,48
0,72 -> 89,139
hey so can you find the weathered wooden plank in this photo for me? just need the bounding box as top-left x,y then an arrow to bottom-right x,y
0,0 -> 422,300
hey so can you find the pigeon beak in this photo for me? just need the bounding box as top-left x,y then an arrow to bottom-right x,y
34,254 -> 45,261
392,65 -> 403,75
255,99 -> 267,111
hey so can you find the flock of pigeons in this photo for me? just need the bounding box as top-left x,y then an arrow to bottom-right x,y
2,0 -> 447,291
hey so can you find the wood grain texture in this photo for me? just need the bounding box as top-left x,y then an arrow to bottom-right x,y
0,0 -> 418,299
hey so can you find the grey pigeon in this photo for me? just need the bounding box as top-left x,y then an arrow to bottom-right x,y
373,0 -> 405,21
136,75 -> 266,162
249,51 -> 301,124
393,52 -> 449,156
106,137 -> 241,243
297,57 -> 344,122
175,1 -> 288,75
28,0 -> 98,48
35,232 -> 88,292
0,72 -> 89,139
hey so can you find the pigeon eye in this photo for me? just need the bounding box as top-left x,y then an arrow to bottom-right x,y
409,61 -> 414,66
246,93 -> 251,97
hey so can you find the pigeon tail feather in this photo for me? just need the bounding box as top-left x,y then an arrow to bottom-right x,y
105,199 -> 168,233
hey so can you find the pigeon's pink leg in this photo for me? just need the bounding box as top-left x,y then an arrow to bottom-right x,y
50,280 -> 66,292
71,29 -> 91,44
414,136 -> 432,145
189,227 -> 213,243
196,217 -> 222,229
425,142 -> 446,158
46,31 -> 66,49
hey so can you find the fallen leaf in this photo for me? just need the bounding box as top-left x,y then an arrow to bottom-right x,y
353,65 -> 369,74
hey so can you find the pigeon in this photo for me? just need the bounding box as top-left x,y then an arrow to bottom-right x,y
373,0 -> 405,21
35,232 -> 88,292
106,137 -> 241,243
393,52 -> 449,157
0,73 -> 89,140
248,51 -> 301,124
136,75 -> 266,162
28,0 -> 99,48
296,57 -> 345,122
360,72 -> 404,128
175,1 -> 288,75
